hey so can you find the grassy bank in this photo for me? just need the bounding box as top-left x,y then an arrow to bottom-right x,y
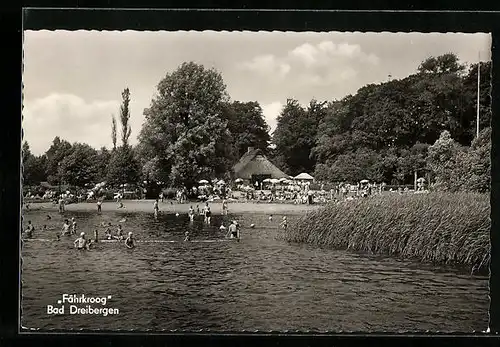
279,192 -> 490,273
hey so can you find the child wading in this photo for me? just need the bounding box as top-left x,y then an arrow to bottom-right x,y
280,216 -> 288,231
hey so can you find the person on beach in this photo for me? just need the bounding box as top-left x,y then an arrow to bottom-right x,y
58,197 -> 65,213
105,224 -> 113,240
204,205 -> 212,225
222,199 -> 228,216
188,206 -> 195,222
125,232 -> 135,249
280,216 -> 288,231
97,199 -> 102,213
61,219 -> 71,236
197,204 -> 202,216
153,199 -> 159,219
94,229 -> 99,243
74,232 -> 89,250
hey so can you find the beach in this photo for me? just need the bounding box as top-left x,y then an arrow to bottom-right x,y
26,200 -> 322,215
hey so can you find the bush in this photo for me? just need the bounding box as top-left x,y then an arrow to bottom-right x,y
279,192 -> 490,273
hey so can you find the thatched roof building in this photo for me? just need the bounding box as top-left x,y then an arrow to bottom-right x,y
233,147 -> 288,181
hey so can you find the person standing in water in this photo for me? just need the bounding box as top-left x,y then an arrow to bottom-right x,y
97,199 -> 102,213
184,231 -> 190,242
71,217 -> 77,235
94,229 -> 99,243
61,219 -> 71,236
125,232 -> 135,249
116,224 -> 124,240
280,216 -> 288,231
227,221 -> 238,239
153,199 -> 159,220
74,232 -> 88,250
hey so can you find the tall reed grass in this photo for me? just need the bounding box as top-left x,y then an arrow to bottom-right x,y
279,192 -> 490,273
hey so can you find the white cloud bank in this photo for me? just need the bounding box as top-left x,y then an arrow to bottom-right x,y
262,101 -> 283,135
23,93 -> 123,155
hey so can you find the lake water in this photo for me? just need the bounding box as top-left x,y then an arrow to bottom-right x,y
21,210 -> 489,332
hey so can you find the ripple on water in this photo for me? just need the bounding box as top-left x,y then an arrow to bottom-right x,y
20,210 -> 489,332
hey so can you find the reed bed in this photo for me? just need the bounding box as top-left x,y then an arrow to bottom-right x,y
279,192 -> 491,273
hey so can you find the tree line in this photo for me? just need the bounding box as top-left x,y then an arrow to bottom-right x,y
22,54 -> 491,193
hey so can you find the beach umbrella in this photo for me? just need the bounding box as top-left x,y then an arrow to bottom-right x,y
199,179 -> 209,184
218,179 -> 226,185
360,179 -> 369,184
263,178 -> 272,183
270,178 -> 280,184
235,178 -> 243,183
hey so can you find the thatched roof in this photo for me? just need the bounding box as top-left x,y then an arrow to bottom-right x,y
233,148 -> 288,179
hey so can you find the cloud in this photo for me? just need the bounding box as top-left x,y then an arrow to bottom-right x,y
238,54 -> 291,78
261,101 -> 283,134
238,40 -> 379,91
23,93 -> 122,155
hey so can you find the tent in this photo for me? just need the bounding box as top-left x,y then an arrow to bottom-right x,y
294,173 -> 315,181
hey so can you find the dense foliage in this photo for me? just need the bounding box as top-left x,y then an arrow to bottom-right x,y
22,54 -> 491,194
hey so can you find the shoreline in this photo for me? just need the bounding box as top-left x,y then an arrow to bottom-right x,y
24,200 -> 322,215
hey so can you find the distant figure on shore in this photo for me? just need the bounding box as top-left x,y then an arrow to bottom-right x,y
280,216 -> 288,231
203,203 -> 211,225
74,232 -> 89,250
61,219 -> 71,236
58,197 -> 65,213
188,206 -> 195,222
153,199 -> 159,219
97,199 -> 102,213
222,199 -> 228,215
125,232 -> 135,248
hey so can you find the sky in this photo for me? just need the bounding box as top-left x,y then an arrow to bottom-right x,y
22,30 -> 491,155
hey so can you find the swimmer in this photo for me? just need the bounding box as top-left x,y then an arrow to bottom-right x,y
94,229 -> 99,243
55,234 -> 60,241
204,205 -> 212,225
46,214 -> 52,220
105,227 -> 112,240
250,224 -> 255,228
25,221 -> 35,238
175,212 -> 180,217
269,215 -> 273,221
196,205 -> 201,215
125,232 -> 135,249
220,224 -> 226,231
280,216 -> 288,231
74,232 -> 89,250
184,231 -> 190,242
97,199 -> 102,213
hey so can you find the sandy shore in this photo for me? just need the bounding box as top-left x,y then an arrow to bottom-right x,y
25,200 -> 322,215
